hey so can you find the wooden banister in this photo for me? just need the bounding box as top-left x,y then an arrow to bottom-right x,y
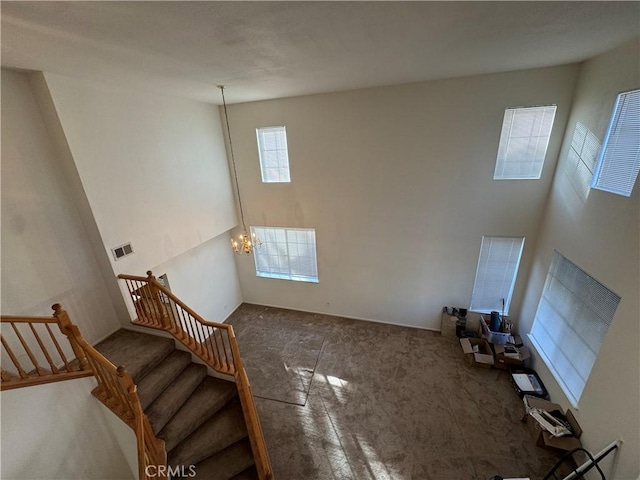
1,305 -> 167,479
118,271 -> 274,480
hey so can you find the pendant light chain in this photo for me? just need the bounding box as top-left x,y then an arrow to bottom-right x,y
219,85 -> 261,254
220,86 -> 246,229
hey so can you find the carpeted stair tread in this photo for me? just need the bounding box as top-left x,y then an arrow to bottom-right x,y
229,466 -> 259,480
168,398 -> 248,468
95,329 -> 174,383
138,350 -> 192,410
188,438 -> 255,480
159,376 -> 238,452
146,363 -> 208,434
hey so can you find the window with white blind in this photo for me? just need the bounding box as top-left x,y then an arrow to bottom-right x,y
256,126 -> 291,183
494,105 -> 557,180
251,226 -> 318,283
469,236 -> 525,315
592,89 -> 640,197
529,252 -> 620,406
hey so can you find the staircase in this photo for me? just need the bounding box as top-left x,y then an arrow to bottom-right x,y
96,329 -> 258,480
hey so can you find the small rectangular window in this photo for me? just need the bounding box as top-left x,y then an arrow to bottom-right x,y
251,226 -> 318,282
592,89 -> 640,197
470,236 -> 525,315
529,251 -> 620,406
256,126 -> 290,183
494,105 -> 557,180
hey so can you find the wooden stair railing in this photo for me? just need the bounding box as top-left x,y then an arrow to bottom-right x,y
1,309 -> 93,390
119,271 -> 274,480
1,305 -> 167,480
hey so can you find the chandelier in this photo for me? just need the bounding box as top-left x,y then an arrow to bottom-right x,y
219,85 -> 262,255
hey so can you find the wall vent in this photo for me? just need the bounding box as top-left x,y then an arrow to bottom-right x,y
111,242 -> 134,261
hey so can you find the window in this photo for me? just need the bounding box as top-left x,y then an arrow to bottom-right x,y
470,236 -> 525,315
256,126 -> 290,183
494,105 -> 557,180
592,89 -> 640,197
251,226 -> 318,282
529,252 -> 620,406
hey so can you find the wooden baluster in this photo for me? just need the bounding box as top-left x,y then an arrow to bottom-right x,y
205,326 -> 220,369
44,324 -> 71,371
29,323 -> 59,374
10,322 -> 47,376
165,300 -> 186,344
209,327 -> 222,367
1,334 -> 29,379
147,271 -> 171,331
177,306 -> 196,346
52,304 -> 90,371
128,279 -> 145,322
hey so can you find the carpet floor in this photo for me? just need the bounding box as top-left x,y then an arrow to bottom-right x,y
227,303 -> 562,480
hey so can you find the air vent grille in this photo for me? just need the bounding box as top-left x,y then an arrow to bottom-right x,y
112,242 -> 133,260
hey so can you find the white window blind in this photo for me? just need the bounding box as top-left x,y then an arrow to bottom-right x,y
251,226 -> 318,283
256,126 -> 291,183
494,106 -> 557,180
529,252 -> 620,406
470,236 -> 525,314
592,89 -> 640,197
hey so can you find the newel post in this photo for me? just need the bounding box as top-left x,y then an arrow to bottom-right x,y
147,271 -> 171,330
52,304 -> 90,371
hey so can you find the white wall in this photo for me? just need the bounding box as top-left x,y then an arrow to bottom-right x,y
151,233 -> 243,323
518,39 -> 639,479
37,73 -> 242,325
224,65 -> 579,329
1,69 -> 121,343
0,377 -> 135,480
42,73 -> 237,278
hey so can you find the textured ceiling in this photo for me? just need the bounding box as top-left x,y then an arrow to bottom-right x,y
2,1 -> 639,104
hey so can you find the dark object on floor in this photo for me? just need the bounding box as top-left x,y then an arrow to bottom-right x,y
511,367 -> 548,398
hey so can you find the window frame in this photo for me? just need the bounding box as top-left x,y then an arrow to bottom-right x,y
256,125 -> 291,183
493,105 -> 557,180
591,88 -> 640,197
469,235 -> 525,315
251,226 -> 318,283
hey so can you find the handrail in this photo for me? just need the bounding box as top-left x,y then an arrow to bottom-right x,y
1,305 -> 167,479
51,305 -> 167,480
1,309 -> 93,390
119,271 -> 274,480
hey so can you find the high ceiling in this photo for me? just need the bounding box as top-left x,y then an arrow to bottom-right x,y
2,2 -> 639,104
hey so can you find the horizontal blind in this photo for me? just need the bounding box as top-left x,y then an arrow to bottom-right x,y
252,226 -> 318,282
494,106 -> 557,179
592,89 -> 640,197
469,236 -> 525,314
256,126 -> 291,183
530,252 -> 620,406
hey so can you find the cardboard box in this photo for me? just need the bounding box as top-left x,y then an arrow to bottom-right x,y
479,316 -> 511,345
493,344 -> 530,370
522,396 -> 582,452
459,338 -> 494,368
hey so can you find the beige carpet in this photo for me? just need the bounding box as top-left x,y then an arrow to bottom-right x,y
235,324 -> 325,405
228,303 -> 564,480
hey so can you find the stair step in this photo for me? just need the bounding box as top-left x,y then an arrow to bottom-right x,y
137,350 -> 192,410
146,363 -> 208,434
159,376 -> 238,451
189,438 -> 255,480
229,466 -> 259,480
168,398 -> 248,468
94,329 -> 175,383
